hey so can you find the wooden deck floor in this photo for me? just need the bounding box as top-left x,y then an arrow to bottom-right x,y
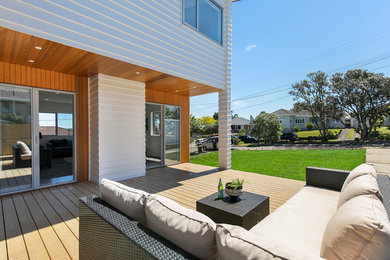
0,163 -> 304,260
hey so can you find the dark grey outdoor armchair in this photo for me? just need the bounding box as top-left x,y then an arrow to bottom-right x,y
79,196 -> 197,260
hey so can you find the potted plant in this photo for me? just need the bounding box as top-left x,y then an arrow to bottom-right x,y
225,178 -> 247,200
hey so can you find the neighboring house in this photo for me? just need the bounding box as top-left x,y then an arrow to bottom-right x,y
0,0 -> 235,195
273,109 -> 346,132
231,116 -> 252,133
273,109 -> 312,132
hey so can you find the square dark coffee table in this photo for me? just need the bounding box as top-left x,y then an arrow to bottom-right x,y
196,191 -> 269,229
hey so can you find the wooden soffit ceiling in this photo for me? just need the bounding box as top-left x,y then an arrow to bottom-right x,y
0,27 -> 219,96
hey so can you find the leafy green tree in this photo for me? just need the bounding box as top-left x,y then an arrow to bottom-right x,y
190,114 -> 200,137
290,71 -> 342,141
330,69 -> 390,140
213,112 -> 219,120
293,125 -> 300,132
306,122 -> 314,131
250,113 -> 281,144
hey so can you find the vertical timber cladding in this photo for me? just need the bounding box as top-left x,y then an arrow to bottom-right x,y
0,61 -> 89,181
145,88 -> 190,163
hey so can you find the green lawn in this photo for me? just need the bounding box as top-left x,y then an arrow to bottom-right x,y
296,129 -> 341,138
190,149 -> 366,181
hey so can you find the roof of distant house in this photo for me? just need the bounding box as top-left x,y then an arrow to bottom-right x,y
272,109 -> 311,116
40,126 -> 73,136
231,117 -> 250,125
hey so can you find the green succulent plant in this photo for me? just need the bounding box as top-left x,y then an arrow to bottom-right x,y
226,178 -> 247,192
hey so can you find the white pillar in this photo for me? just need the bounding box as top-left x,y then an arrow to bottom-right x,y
218,90 -> 231,170
218,1 -> 232,170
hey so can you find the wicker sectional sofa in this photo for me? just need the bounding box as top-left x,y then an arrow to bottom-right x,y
79,164 -> 390,260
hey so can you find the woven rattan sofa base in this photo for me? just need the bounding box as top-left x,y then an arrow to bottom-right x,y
79,196 -> 196,260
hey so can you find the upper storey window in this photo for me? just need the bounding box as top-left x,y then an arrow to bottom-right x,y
183,0 -> 223,45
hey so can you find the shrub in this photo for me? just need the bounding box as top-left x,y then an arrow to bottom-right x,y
294,125 -> 300,132
232,137 -> 241,145
305,122 -> 314,131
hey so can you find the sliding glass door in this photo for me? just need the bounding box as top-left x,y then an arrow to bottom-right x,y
0,84 -> 33,194
0,84 -> 76,195
145,103 -> 180,168
164,105 -> 180,165
38,90 -> 75,186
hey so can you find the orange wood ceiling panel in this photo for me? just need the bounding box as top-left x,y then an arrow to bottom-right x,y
0,27 -> 220,97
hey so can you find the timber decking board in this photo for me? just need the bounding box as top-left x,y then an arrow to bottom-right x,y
0,164 -> 304,260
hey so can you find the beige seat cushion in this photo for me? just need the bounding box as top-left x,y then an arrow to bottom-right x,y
341,163 -> 376,192
100,178 -> 148,224
321,194 -> 390,260
17,141 -> 31,154
216,224 -> 324,260
20,153 -> 32,160
145,194 -> 217,260
250,186 -> 340,255
337,174 -> 383,208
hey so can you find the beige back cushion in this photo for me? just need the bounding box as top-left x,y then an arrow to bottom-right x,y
100,178 -> 148,224
321,194 -> 390,260
216,224 -> 323,260
145,194 -> 217,260
17,141 -> 31,155
337,174 -> 383,208
341,163 -> 376,192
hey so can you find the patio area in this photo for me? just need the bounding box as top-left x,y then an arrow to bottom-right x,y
0,163 -> 304,259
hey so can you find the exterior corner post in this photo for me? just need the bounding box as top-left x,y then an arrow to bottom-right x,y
218,89 -> 231,170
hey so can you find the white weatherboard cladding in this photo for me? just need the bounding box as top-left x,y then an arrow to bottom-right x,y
89,74 -> 146,183
0,0 -> 231,90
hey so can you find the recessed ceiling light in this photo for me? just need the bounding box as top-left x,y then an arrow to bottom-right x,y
35,46 -> 42,50
28,59 -> 35,63
44,98 -> 49,101
175,90 -> 179,92
193,86 -> 197,89
135,71 -> 141,75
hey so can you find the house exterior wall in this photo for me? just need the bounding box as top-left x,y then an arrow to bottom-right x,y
89,74 -> 146,183
0,0 -> 230,90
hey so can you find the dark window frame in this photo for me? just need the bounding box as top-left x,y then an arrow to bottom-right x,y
182,0 -> 223,45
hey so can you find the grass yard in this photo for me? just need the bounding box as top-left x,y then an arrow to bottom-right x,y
190,149 -> 366,181
296,129 -> 341,138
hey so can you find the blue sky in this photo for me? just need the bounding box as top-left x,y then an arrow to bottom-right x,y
190,0 -> 390,119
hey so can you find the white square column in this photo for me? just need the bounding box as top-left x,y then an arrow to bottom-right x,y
218,2 -> 232,170
218,90 -> 232,170
89,74 -> 146,183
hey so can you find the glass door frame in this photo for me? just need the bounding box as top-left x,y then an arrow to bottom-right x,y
32,88 -> 77,188
145,102 -> 181,169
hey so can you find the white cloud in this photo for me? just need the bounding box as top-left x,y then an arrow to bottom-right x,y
232,100 -> 247,108
245,44 -> 257,52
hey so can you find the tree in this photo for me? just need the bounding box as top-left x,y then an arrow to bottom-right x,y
330,69 -> 390,140
190,114 -> 200,137
196,116 -> 217,135
250,113 -> 281,144
213,112 -> 219,120
306,122 -> 314,131
290,71 -> 343,141
293,125 -> 300,132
